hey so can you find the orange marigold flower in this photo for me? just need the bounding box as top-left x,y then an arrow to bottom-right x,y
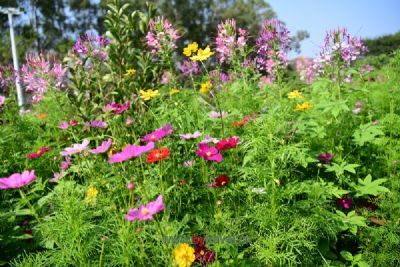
232,120 -> 247,127
146,148 -> 171,163
38,113 -> 48,119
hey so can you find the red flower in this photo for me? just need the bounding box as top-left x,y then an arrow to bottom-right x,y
232,114 -> 256,127
213,175 -> 230,187
146,148 -> 170,163
26,147 -> 51,159
215,137 -> 239,151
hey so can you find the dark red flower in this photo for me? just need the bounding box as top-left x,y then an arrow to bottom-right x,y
318,153 -> 333,164
27,147 -> 51,159
146,148 -> 170,163
202,250 -> 215,265
192,234 -> 215,266
213,175 -> 230,187
336,197 -> 353,209
215,137 -> 240,151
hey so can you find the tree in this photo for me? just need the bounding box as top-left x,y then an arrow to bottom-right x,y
363,32 -> 400,56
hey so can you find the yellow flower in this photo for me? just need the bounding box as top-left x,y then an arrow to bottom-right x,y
190,45 -> 214,61
140,89 -> 160,101
183,42 -> 198,57
295,101 -> 312,111
173,243 -> 195,267
287,90 -> 303,99
86,186 -> 98,206
124,68 -> 136,76
199,81 -> 212,94
169,88 -> 180,96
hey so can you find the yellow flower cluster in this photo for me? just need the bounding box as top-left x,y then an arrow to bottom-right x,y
287,90 -> 303,99
183,42 -> 198,57
86,185 -> 98,206
199,81 -> 212,94
124,68 -> 136,76
190,46 -> 214,61
173,243 -> 195,267
169,88 -> 180,96
295,101 -> 312,111
140,89 -> 160,101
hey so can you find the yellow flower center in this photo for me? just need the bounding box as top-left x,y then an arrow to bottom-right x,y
141,208 -> 150,216
206,152 -> 212,157
151,135 -> 156,140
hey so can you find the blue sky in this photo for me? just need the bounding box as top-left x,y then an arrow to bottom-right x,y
267,0 -> 400,58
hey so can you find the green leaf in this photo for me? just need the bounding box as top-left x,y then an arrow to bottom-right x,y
352,175 -> 390,197
357,261 -> 370,267
340,250 -> 353,261
353,124 -> 384,146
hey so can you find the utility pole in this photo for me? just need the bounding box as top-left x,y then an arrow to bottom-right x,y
0,7 -> 25,109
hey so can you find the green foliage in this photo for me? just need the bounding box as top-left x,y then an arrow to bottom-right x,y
364,32 -> 400,56
351,175 -> 389,197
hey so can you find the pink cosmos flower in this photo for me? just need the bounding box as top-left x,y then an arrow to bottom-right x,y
141,124 -> 173,143
60,157 -> 72,171
125,195 -> 165,221
0,95 -> 5,106
49,172 -> 62,183
109,142 -> 155,163
184,160 -> 194,167
179,131 -> 202,140
126,117 -> 134,126
209,111 -> 228,118
104,101 -> 130,114
60,139 -> 90,156
58,121 -> 69,129
200,135 -> 220,144
196,143 -> 223,162
86,120 -> 108,128
89,139 -> 112,154
0,170 -> 37,189
352,107 -> 361,114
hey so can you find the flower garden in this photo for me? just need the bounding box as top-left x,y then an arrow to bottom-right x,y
1,1 -> 400,266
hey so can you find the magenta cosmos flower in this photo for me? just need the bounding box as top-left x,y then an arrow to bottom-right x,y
196,143 -> 223,162
125,195 -> 165,221
60,139 -> 90,156
104,101 -> 130,114
89,139 -> 112,154
109,142 -> 154,163
179,131 -> 202,140
0,170 -> 36,189
141,124 -> 173,142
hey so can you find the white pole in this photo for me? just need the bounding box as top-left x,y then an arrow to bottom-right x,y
7,10 -> 25,108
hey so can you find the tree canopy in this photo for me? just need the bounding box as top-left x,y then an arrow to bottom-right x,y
0,0 -> 308,64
